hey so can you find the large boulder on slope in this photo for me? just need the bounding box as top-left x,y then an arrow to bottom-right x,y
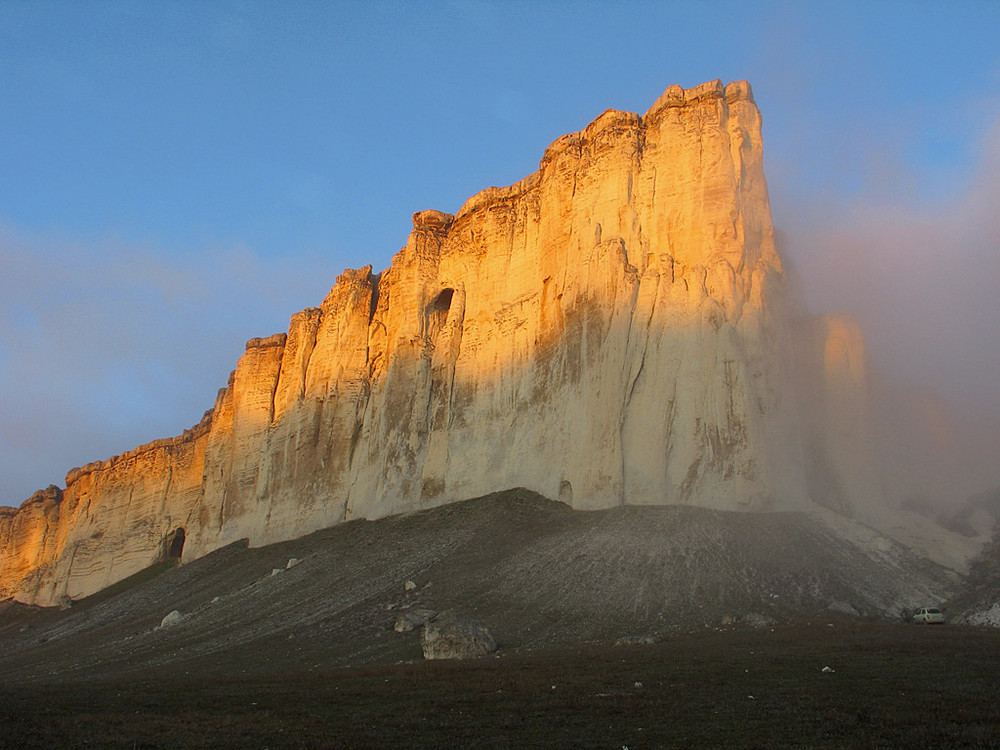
421,611 -> 497,659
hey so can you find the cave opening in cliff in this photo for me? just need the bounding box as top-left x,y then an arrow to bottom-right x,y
427,288 -> 455,340
432,288 -> 454,313
166,528 -> 185,560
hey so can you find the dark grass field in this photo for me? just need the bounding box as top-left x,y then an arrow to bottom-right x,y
2,617 -> 998,749
1,493 -> 995,748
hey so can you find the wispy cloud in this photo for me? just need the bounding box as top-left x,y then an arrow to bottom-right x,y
778,107 -> 1000,412
0,224 -> 341,506
775,111 -> 1000,495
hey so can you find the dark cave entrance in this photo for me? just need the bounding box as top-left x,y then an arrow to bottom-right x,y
166,528 -> 185,560
427,288 -> 455,340
432,287 -> 454,313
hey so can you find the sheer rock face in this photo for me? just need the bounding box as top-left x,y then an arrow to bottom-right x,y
1,80 -> 880,605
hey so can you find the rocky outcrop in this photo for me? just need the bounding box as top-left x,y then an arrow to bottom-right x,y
0,80 -> 912,605
421,612 -> 498,660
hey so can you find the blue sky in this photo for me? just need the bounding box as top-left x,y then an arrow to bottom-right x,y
2,1 -> 999,505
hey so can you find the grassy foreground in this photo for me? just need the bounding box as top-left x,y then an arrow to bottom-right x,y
1,617 -> 997,749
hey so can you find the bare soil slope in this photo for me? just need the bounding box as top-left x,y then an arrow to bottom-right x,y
0,490 -> 956,684
948,525 -> 1000,625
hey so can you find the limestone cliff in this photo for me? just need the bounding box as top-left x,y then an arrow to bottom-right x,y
0,80 -> 889,605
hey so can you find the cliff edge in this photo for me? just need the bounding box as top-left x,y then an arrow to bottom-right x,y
1,80 -> 893,605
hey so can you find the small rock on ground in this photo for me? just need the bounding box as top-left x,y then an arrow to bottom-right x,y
160,610 -> 184,628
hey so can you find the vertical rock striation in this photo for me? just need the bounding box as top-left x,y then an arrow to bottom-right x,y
0,81 -> 890,604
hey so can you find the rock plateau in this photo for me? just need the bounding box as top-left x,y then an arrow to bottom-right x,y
0,80 -> 957,606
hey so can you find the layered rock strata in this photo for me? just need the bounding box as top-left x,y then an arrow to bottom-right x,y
1,80 -> 882,605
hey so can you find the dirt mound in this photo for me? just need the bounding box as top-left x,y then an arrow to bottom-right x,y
0,490 -> 956,682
